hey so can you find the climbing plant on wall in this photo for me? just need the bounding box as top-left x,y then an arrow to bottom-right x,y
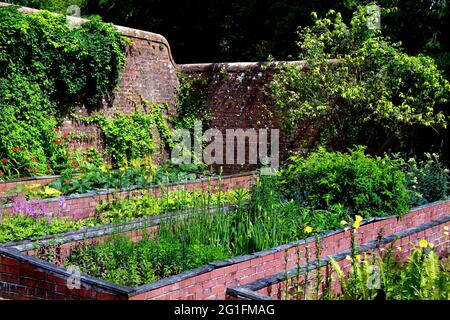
0,6 -> 127,179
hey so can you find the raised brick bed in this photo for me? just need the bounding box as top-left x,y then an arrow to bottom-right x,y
0,172 -> 257,221
1,200 -> 448,300
226,214 -> 450,300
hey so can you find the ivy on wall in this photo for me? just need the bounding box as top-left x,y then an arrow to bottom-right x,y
76,102 -> 174,167
0,6 -> 127,178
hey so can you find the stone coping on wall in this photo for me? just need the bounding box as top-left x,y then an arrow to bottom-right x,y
0,2 -> 177,68
226,214 -> 450,300
178,59 -> 340,73
1,199 -> 448,300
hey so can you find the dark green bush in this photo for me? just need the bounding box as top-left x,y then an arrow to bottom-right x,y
277,147 -> 410,217
405,153 -> 449,207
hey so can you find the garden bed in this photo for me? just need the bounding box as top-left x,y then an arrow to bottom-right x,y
1,200 -> 449,300
0,172 -> 256,221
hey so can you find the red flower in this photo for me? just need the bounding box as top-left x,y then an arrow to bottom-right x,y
29,167 -> 35,172
61,132 -> 69,139
72,160 -> 79,169
12,147 -> 18,153
66,153 -> 73,158
55,139 -> 60,144
2,159 -> 7,164
47,165 -> 52,170
55,128 -> 60,133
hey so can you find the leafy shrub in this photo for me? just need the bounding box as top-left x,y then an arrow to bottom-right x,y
277,147 -> 410,218
404,153 -> 449,206
271,5 -> 450,153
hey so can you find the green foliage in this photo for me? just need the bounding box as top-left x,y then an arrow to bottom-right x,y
47,160 -> 208,195
277,147 -> 410,217
3,183 -> 62,200
271,5 -> 450,154
78,104 -> 174,167
94,188 -> 250,224
65,234 -> 230,287
404,153 -> 450,206
174,72 -> 211,130
0,213 -> 90,243
330,246 -> 450,300
0,6 -> 127,179
90,113 -> 156,167
10,1 -> 87,14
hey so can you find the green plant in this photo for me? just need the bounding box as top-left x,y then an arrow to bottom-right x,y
277,147 -> 410,218
271,5 -> 450,154
93,187 -> 250,224
404,153 -> 449,206
173,72 -> 211,130
329,244 -> 450,300
3,183 -> 62,200
0,6 -> 127,179
65,234 -> 230,287
0,213 -> 90,243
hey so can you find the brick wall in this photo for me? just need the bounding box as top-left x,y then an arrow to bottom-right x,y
0,172 -> 256,221
178,61 -> 338,174
1,200 -> 448,300
0,2 -> 178,163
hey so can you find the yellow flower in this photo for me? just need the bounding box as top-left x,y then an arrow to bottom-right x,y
418,239 -> 428,248
355,254 -> 361,261
429,243 -> 434,249
352,221 -> 360,229
304,226 -> 313,234
355,215 -> 363,223
340,220 -> 348,226
396,246 -> 402,252
444,231 -> 449,237
444,226 -> 449,231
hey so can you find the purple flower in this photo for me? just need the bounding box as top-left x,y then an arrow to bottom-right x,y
59,195 -> 67,210
11,194 -> 48,219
